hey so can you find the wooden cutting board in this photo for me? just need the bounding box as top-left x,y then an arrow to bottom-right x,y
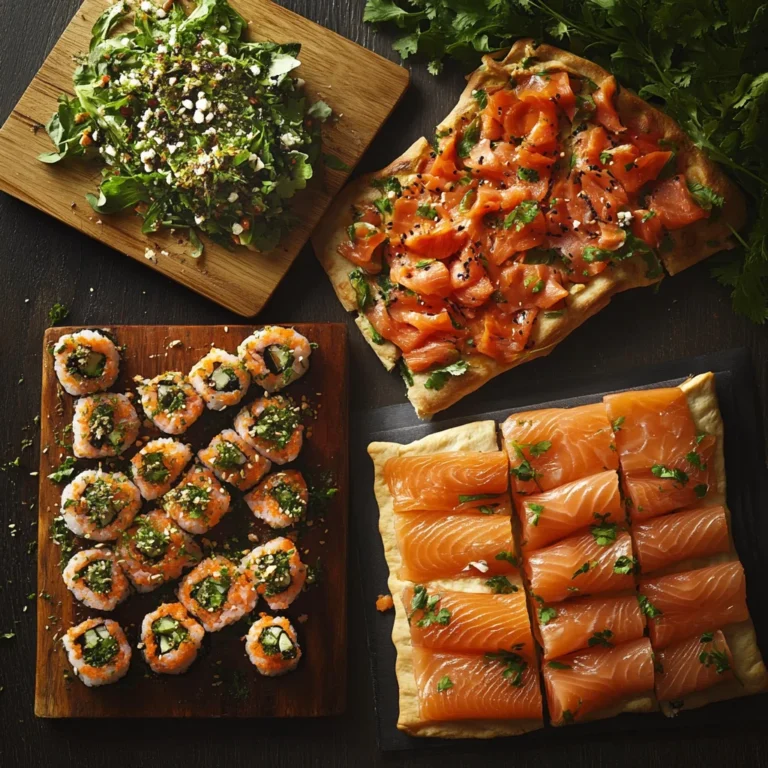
35,323 -> 348,718
0,0 -> 409,316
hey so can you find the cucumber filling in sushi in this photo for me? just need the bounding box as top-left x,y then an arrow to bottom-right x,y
80,625 -> 119,667
139,452 -> 172,485
152,616 -> 190,655
88,402 -> 125,449
252,551 -> 293,596
260,625 -> 297,660
155,379 -> 189,416
264,345 -> 294,379
250,400 -> 300,449
64,345 -> 107,379
134,518 -> 171,561
209,365 -> 241,393
192,570 -> 232,611
79,479 -> 124,528
77,559 -> 113,595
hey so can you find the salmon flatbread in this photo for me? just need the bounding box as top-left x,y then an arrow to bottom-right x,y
313,41 -> 745,419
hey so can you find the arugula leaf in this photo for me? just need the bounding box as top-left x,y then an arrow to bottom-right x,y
87,176 -> 150,214
48,456 -> 77,483
348,269 -> 372,312
424,359 -> 469,390
90,1 -> 128,52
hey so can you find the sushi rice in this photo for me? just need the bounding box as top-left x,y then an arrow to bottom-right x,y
63,548 -> 131,611
245,615 -> 302,677
141,602 -> 205,675
72,392 -> 140,458
162,463 -> 231,535
189,348 -> 250,411
138,371 -> 204,434
116,510 -> 202,593
237,326 -> 311,393
197,429 -> 271,491
178,556 -> 258,632
244,470 -> 308,529
234,395 -> 304,465
61,469 -> 141,541
130,437 -> 192,500
240,537 -> 306,611
53,329 -> 120,396
62,617 -> 131,687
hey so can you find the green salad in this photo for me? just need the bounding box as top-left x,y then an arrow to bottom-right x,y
41,0 -> 331,254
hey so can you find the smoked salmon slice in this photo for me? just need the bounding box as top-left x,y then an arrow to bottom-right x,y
537,594 -> 646,661
518,470 -> 623,552
543,638 -> 655,725
412,647 -> 543,722
384,451 -> 510,513
525,529 -> 636,604
603,387 -> 698,472
639,561 -> 749,650
655,630 -> 735,703
633,505 -> 730,574
502,403 -> 618,495
623,434 -> 716,521
403,586 -> 535,657
395,513 -> 516,582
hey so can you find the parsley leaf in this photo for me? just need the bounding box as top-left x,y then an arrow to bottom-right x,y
485,575 -> 518,594
613,555 -> 638,575
572,560 -> 598,578
538,606 -> 557,625
527,502 -> 544,527
651,464 -> 689,485
687,180 -> 725,211
495,550 -> 519,567
437,675 -> 454,692
503,200 -> 539,231
590,521 -> 617,546
457,118 -> 480,159
587,629 -> 614,648
484,649 -> 528,687
517,167 -> 539,183
348,269 -> 372,312
547,660 -> 572,670
424,359 -> 469,390
48,303 -> 69,326
48,456 -> 77,483
638,594 -> 662,619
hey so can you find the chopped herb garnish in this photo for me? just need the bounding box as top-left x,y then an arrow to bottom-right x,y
527,502 -> 544,526
503,200 -> 539,231
484,649 -> 527,687
700,632 -> 714,643
495,550 -> 519,567
517,167 -> 539,182
613,555 -> 638,575
437,675 -> 454,693
587,629 -> 614,648
637,594 -> 662,619
485,575 -> 518,594
590,522 -> 618,546
424,359 -> 469,391
699,648 -> 731,675
48,456 -> 77,483
694,483 -> 708,498
572,560 -> 598,578
547,660 -> 572,670
48,303 -> 69,326
458,493 -> 499,504
538,606 -> 558,625
611,416 -> 625,432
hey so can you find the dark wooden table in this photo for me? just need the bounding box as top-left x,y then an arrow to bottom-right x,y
1,1 -> 766,766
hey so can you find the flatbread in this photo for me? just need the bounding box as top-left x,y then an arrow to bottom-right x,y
313,41 -> 745,419
368,422 -> 545,738
654,373 -> 768,715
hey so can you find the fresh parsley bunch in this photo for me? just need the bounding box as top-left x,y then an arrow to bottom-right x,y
364,0 -> 768,324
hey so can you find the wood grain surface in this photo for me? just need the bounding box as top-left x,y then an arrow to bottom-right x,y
0,0 -> 408,316
35,324 -> 348,717
1,0 -> 767,766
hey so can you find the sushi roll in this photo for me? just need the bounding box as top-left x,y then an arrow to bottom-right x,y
53,329 -> 120,396
189,348 -> 250,411
138,371 -> 204,434
178,556 -> 258,632
62,617 -> 131,687
244,470 -> 308,529
240,537 -> 306,611
234,395 -> 303,465
63,548 -> 130,611
237,326 -> 311,392
162,464 -> 231,535
61,469 -> 141,541
131,437 -> 192,500
140,602 -> 205,675
245,615 -> 301,677
116,510 -> 202,593
197,429 -> 271,492
72,392 -> 140,458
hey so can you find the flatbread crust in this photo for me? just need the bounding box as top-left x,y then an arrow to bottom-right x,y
654,373 -> 768,715
368,422 -> 545,738
313,41 -> 745,419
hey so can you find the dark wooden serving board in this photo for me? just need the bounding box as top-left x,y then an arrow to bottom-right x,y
35,323 -> 348,718
351,348 -> 768,750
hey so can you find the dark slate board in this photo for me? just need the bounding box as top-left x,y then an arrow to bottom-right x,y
349,348 -> 768,751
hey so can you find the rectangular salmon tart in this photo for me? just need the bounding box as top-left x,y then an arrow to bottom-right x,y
368,422 -> 546,738
312,40 -> 745,419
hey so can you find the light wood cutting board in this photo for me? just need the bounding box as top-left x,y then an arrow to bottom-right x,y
36,324 -> 348,717
0,0 -> 409,316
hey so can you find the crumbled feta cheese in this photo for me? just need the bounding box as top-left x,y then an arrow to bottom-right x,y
617,210 -> 634,227
219,42 -> 228,56
140,1 -> 152,12
144,247 -> 156,261
195,214 -> 206,225
227,192 -> 239,203
205,112 -> 214,123
195,97 -> 209,111
157,44 -> 167,54
200,38 -> 211,47
219,25 -> 228,33
217,102 -> 228,113
193,110 -> 205,124
249,154 -> 265,171
137,121 -> 147,131
182,99 -> 194,110
249,64 -> 261,76
104,145 -> 117,157
280,132 -> 300,148
140,148 -> 156,164
156,7 -> 166,18
146,129 -> 157,138
167,143 -> 179,155
231,223 -> 244,235
167,76 -> 177,86
572,219 -> 581,230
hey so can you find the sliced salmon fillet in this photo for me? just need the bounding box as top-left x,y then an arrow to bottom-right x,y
544,638 -> 655,725
538,594 -> 646,660
633,505 -> 730,574
525,529 -> 636,604
502,403 -> 618,494
648,175 -> 709,230
412,647 -> 543,722
655,630 -> 735,702
518,470 -> 623,552
403,586 -> 535,657
603,387 -> 698,472
639,561 -> 749,650
624,434 -> 717,521
384,451 -> 510,513
395,513 -> 516,582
